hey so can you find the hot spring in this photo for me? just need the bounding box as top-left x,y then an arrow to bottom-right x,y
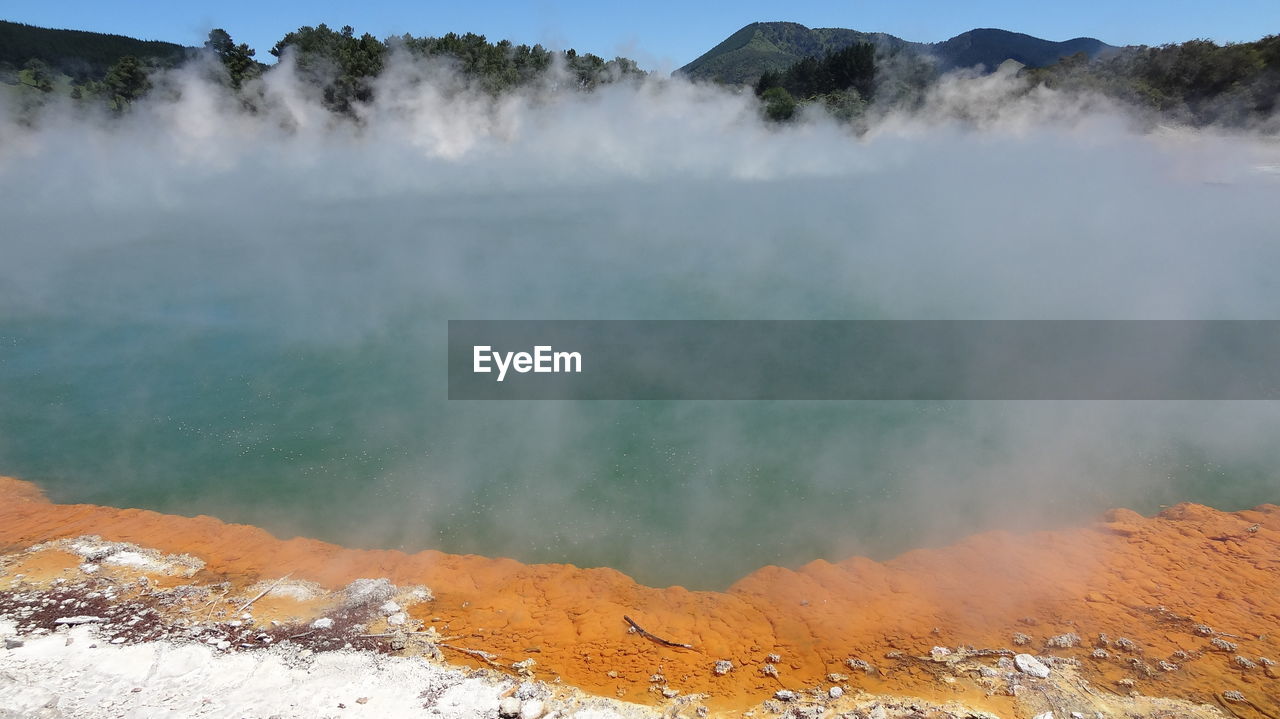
3,65 -> 1280,589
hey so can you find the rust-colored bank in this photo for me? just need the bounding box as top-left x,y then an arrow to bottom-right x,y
1,476 -> 1276,717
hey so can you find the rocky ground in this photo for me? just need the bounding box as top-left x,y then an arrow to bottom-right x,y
0,541 -> 654,719
2,475 -> 1276,719
0,536 -> 1245,719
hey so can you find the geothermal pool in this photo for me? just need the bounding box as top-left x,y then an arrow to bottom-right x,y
3,80 -> 1280,589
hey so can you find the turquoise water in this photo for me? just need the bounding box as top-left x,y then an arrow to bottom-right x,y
3,151 -> 1280,588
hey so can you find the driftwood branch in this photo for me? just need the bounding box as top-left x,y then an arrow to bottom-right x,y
440,643 -> 502,666
202,587 -> 230,621
236,573 -> 293,614
623,615 -> 695,650
358,632 -> 461,641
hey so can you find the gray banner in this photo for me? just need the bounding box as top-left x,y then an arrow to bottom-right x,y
447,320 -> 1280,400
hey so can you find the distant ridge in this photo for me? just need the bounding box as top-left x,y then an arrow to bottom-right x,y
678,22 -> 1116,84
935,28 -> 1114,70
0,20 -> 190,79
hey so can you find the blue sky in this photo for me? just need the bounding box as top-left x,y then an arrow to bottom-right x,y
4,0 -> 1277,70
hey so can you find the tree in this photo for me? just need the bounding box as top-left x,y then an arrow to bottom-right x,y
396,31 -> 639,94
1027,34 -> 1280,126
102,55 -> 150,110
826,43 -> 876,100
271,24 -> 386,113
787,56 -> 825,97
17,58 -> 54,92
754,69 -> 781,96
766,43 -> 877,100
10,57 -> 56,124
761,86 -> 797,122
205,28 -> 258,89
755,43 -> 877,123
262,24 -> 642,113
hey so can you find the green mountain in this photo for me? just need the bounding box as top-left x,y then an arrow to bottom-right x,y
678,22 -> 1115,84
0,20 -> 190,80
678,22 -> 913,85
934,28 -> 1114,70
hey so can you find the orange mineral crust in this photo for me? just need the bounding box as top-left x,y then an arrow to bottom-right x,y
1,475 -> 1277,715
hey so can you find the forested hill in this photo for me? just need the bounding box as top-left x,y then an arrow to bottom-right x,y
679,21 -> 1115,84
2,17 -> 1274,130
933,29 -> 1113,71
2,20 -> 644,118
677,22 -> 914,85
0,20 -> 191,80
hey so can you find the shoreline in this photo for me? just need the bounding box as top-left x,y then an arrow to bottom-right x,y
2,475 -> 1277,718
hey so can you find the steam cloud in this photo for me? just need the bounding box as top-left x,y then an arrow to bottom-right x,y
2,52 -> 1279,588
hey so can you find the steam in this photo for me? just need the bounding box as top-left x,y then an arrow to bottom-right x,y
2,54 -> 1279,588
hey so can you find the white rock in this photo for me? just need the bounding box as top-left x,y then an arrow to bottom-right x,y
773,690 -> 795,701
713,660 -> 733,676
0,680 -> 57,714
53,616 -> 104,625
930,646 -> 952,660
380,601 -> 401,615
341,578 -> 396,609
1015,653 -> 1051,679
110,637 -> 126,644
387,613 -> 408,626
310,617 -> 334,630
499,696 -> 522,718
1033,713 -> 1055,719
216,640 -> 231,651
520,699 -> 545,719
828,686 -> 843,699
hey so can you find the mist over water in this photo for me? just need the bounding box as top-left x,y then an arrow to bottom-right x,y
3,58 -> 1280,588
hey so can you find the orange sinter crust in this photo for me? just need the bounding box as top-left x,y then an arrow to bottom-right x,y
0,476 -> 1276,716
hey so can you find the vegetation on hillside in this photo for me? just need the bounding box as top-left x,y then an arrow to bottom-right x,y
1,21 -> 644,121
1027,36 -> 1280,126
754,43 -> 878,121
932,29 -> 1112,72
2,17 -> 1278,131
678,22 -> 1112,86
0,20 -> 188,80
397,31 -> 641,93
205,28 -> 260,90
678,22 -> 910,86
747,31 -> 1280,128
